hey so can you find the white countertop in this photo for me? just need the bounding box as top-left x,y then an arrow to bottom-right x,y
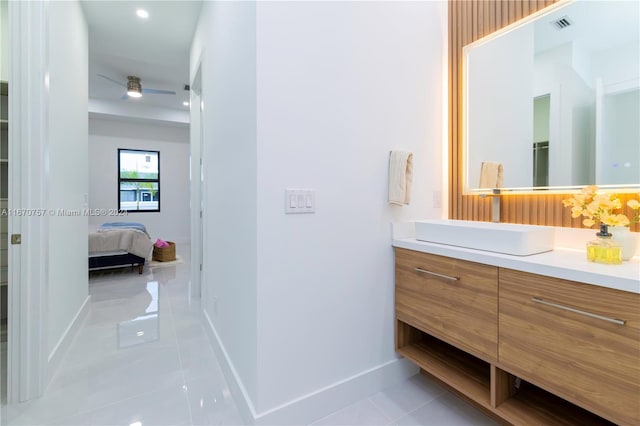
393,237 -> 640,294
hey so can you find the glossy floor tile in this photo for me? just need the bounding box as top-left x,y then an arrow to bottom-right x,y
394,392 -> 498,426
311,374 -> 498,426
1,243 -> 498,426
2,244 -> 244,426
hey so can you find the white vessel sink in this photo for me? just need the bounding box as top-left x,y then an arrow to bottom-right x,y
415,220 -> 555,256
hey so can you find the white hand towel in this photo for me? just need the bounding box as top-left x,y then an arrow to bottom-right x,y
388,151 -> 413,205
479,161 -> 503,189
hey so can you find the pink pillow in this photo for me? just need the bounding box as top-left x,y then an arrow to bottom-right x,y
155,238 -> 170,248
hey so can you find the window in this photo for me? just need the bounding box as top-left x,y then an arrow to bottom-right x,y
118,149 -> 160,212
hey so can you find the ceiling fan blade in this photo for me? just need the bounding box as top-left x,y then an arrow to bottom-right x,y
142,88 -> 176,95
98,74 -> 126,87
120,94 -> 130,100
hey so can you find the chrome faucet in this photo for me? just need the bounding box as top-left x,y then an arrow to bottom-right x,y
480,189 -> 501,223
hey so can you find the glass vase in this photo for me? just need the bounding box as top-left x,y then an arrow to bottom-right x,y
586,225 -> 622,264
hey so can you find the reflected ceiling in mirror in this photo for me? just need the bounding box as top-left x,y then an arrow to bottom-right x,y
463,0 -> 640,194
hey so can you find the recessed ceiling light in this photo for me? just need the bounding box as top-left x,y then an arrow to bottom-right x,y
183,101 -> 190,107
136,9 -> 149,19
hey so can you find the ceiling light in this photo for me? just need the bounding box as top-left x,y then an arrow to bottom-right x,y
136,9 -> 149,19
183,101 -> 189,107
127,76 -> 143,98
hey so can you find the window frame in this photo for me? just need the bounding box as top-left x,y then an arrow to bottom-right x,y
117,148 -> 161,213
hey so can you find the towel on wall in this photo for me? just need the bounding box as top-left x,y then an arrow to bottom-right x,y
388,150 -> 413,205
479,161 -> 503,189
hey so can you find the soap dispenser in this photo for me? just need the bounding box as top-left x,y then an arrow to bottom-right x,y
586,224 -> 622,265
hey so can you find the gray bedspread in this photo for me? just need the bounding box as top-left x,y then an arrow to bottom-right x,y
89,229 -> 153,259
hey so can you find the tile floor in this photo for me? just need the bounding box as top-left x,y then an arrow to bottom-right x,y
310,375 -> 497,426
1,244 -> 497,426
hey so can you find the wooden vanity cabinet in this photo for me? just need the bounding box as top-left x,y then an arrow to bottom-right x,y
395,248 -> 497,361
395,248 -> 497,412
499,269 -> 640,425
394,247 -> 639,425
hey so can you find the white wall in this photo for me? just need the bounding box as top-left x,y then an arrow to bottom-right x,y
592,40 -> 640,91
88,117 -> 190,244
570,77 -> 594,186
192,1 -> 446,423
467,24 -> 534,189
190,0 -> 259,410
255,0 -> 444,418
47,0 -> 89,355
88,99 -> 189,126
535,44 -> 596,187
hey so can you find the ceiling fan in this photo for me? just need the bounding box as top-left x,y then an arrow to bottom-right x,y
98,74 -> 177,99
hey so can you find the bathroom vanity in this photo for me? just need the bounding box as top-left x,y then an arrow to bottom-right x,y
393,235 -> 639,425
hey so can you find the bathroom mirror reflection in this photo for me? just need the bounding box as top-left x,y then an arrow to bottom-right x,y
463,0 -> 640,193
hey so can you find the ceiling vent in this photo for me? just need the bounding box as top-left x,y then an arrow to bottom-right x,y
551,16 -> 572,30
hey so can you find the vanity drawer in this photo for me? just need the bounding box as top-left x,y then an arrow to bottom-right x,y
394,248 -> 498,361
498,269 -> 640,425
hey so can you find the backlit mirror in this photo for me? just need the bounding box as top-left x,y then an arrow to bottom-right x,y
463,0 -> 639,194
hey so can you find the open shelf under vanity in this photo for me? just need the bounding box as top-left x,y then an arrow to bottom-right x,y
397,320 -> 616,426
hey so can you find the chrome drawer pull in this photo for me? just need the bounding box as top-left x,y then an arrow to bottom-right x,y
415,268 -> 459,282
531,297 -> 626,326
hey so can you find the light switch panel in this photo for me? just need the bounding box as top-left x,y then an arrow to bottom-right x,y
285,189 -> 315,214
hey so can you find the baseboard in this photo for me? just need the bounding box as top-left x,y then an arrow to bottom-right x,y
47,295 -> 90,384
254,357 -> 418,425
201,308 -> 418,426
202,308 -> 258,425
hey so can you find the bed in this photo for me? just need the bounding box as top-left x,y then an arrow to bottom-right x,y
88,223 -> 154,274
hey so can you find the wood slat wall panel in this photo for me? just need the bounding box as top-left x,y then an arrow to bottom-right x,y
488,1 -> 496,36
448,0 -> 639,232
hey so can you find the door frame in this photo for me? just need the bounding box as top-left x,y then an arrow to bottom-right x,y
7,0 -> 50,403
189,58 -> 204,300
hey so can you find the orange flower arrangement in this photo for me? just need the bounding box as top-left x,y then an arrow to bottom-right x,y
562,185 -> 640,228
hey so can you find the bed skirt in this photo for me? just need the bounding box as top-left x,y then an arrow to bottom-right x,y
88,253 -> 146,274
